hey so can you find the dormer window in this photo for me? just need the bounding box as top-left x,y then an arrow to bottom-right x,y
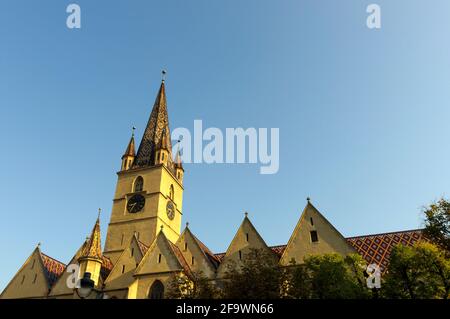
134,176 -> 144,192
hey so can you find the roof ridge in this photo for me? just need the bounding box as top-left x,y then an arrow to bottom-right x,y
346,228 -> 424,239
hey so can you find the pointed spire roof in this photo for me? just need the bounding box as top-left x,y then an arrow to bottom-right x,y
174,145 -> 183,169
134,77 -> 173,168
122,132 -> 136,159
80,217 -> 103,260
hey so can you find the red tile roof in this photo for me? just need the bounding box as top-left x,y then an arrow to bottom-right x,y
346,229 -> 423,273
168,241 -> 192,277
213,229 -> 424,273
191,233 -> 221,268
40,252 -> 66,287
137,239 -> 149,256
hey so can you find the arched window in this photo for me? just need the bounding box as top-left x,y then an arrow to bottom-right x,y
148,280 -> 164,299
169,185 -> 174,200
134,176 -> 144,192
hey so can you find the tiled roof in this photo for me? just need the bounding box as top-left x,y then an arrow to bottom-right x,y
346,229 -> 423,273
40,253 -> 66,287
100,255 -> 113,280
80,218 -> 103,260
191,233 -> 221,268
213,229 -> 424,273
168,241 -> 192,278
137,239 -> 149,256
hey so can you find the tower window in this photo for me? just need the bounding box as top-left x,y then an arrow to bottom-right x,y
158,254 -> 162,263
122,265 -> 125,274
238,250 -> 242,260
310,231 -> 319,243
169,185 -> 174,200
245,233 -> 249,242
310,217 -> 314,226
33,274 -> 37,284
131,248 -> 134,257
191,256 -> 195,265
184,243 -> 188,251
134,176 -> 144,192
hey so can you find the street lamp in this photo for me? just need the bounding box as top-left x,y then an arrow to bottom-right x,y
76,272 -> 95,299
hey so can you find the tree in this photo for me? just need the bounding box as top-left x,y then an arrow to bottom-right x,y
165,271 -> 218,299
220,248 -> 285,299
423,198 -> 450,252
382,242 -> 450,299
305,253 -> 371,299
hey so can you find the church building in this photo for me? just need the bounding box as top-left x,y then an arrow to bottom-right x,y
0,77 -> 423,299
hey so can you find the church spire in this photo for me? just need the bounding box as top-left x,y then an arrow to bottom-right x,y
78,213 -> 103,287
134,72 -> 173,168
80,216 -> 102,261
121,127 -> 136,171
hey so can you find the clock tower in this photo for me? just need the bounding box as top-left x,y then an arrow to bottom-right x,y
103,76 -> 184,264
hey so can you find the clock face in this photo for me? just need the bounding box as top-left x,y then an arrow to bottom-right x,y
127,194 -> 145,213
166,201 -> 175,220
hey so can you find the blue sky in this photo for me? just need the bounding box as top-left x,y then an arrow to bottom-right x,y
1,0 -> 450,290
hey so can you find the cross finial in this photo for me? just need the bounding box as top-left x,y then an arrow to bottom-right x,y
162,69 -> 167,82
132,126 -> 136,137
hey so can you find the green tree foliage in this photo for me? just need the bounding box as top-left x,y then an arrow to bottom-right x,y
382,242 -> 450,299
286,253 -> 371,299
423,198 -> 450,252
165,271 -> 219,299
220,248 -> 285,299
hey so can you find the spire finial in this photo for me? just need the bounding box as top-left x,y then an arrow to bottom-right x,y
132,126 -> 136,138
307,197 -> 311,202
160,224 -> 164,231
37,242 -> 41,248
98,208 -> 101,219
245,211 -> 248,217
186,222 -> 189,228
161,69 -> 167,82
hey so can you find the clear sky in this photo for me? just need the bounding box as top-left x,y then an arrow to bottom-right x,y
1,0 -> 449,290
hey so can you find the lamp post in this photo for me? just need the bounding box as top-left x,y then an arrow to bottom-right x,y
76,272 -> 95,299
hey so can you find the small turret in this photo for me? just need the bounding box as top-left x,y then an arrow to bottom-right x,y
121,127 -> 136,171
174,146 -> 184,183
155,129 -> 170,166
78,209 -> 103,287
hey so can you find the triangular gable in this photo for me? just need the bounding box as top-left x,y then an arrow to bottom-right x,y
280,202 -> 355,266
135,230 -> 189,276
103,235 -> 146,292
175,227 -> 217,278
1,247 -> 58,299
216,216 -> 277,278
48,241 -> 86,297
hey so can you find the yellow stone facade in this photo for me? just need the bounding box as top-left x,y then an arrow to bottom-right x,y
1,79 -> 368,299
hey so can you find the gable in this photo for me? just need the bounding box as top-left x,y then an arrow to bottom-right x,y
48,242 -> 86,297
103,236 -> 145,291
217,217 -> 277,278
1,248 -> 54,299
135,231 -> 186,276
280,202 -> 355,266
175,228 -> 216,278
